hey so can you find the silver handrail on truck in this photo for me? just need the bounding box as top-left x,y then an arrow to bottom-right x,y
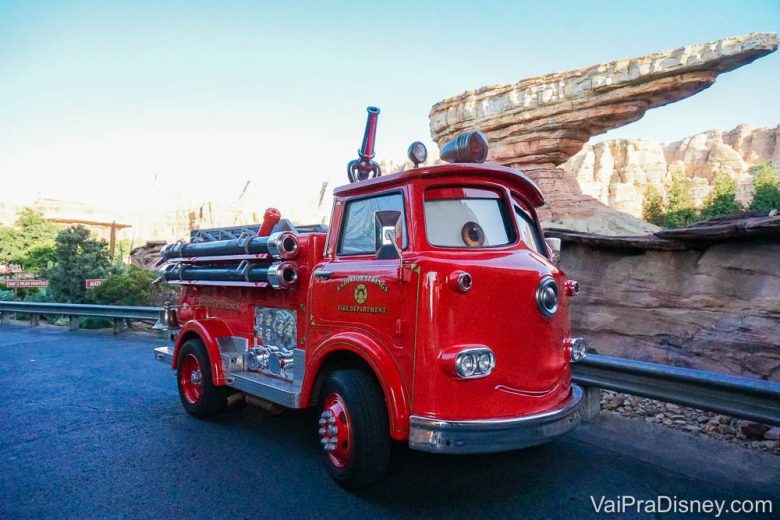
1,301 -> 778,426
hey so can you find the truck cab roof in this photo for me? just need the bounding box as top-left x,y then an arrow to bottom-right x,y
333,163 -> 545,208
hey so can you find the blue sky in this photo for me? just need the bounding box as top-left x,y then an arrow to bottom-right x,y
1,0 -> 778,218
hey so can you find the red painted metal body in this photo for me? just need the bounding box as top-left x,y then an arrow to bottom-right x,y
167,163 -> 575,442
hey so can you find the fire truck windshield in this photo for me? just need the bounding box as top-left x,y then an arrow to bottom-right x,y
424,188 -> 514,248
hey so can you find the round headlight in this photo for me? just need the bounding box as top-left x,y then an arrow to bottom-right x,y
477,352 -> 493,374
536,276 -> 559,318
455,353 -> 476,377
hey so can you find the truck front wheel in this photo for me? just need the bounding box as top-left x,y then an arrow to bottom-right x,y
317,369 -> 391,489
177,339 -> 227,417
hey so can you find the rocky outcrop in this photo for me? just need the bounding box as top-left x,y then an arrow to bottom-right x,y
129,241 -> 166,269
564,125 -> 780,217
429,32 -> 778,233
552,216 -> 780,381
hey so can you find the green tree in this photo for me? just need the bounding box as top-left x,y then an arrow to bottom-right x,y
43,226 -> 115,303
90,266 -> 156,306
664,169 -> 698,228
0,209 -> 59,270
700,171 -> 742,219
749,162 -> 780,213
642,185 -> 666,225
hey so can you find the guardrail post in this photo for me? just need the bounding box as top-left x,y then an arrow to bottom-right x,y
113,318 -> 123,335
581,386 -> 601,423
0,312 -> 9,325
30,314 -> 40,327
69,316 -> 79,331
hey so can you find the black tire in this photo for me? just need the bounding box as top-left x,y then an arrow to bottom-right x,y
317,369 -> 391,489
176,338 -> 228,417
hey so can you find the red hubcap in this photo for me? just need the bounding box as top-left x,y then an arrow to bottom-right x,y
319,393 -> 353,468
179,353 -> 203,404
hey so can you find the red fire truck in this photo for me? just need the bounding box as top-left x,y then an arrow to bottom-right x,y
153,107 -> 586,488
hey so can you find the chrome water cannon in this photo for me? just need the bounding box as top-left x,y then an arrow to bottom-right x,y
347,106 -> 382,182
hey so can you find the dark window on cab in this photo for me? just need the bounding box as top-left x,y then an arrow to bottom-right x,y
338,192 -> 408,255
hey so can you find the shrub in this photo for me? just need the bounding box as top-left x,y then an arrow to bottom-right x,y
0,289 -> 16,301
79,317 -> 113,329
749,162 -> 780,213
664,169 -> 698,228
23,291 -> 49,303
642,185 -> 666,225
90,266 -> 156,306
90,265 -> 179,306
701,171 -> 742,219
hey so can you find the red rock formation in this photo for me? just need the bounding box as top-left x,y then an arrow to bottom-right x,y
430,33 -> 778,233
550,216 -> 780,380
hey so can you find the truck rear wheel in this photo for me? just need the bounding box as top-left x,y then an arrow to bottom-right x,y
317,369 -> 391,489
177,338 -> 227,417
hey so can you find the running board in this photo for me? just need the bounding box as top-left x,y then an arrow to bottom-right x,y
228,371 -> 302,409
153,345 -> 302,409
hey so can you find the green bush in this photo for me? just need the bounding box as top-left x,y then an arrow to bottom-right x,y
23,291 -> 49,303
701,171 -> 742,219
664,169 -> 698,228
642,185 -> 666,225
0,289 -> 16,301
90,266 -> 156,306
749,163 -> 780,213
79,317 -> 113,329
90,265 -> 179,306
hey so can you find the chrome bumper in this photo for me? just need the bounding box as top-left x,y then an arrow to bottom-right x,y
408,385 -> 583,454
154,346 -> 173,364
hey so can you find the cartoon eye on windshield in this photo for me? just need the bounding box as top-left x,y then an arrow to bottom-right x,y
461,221 -> 485,247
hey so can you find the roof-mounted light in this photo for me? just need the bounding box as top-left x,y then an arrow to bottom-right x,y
407,141 -> 427,167
440,130 -> 489,164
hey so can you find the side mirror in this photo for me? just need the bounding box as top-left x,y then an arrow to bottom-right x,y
546,237 -> 561,266
375,210 -> 402,260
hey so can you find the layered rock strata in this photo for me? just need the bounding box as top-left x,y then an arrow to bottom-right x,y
549,216 -> 780,381
430,32 -> 778,232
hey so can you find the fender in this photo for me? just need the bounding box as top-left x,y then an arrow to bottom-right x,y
302,331 -> 411,440
171,319 -> 233,385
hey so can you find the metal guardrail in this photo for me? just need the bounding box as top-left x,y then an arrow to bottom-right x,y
0,301 -> 160,333
0,302 -> 777,425
573,354 -> 780,426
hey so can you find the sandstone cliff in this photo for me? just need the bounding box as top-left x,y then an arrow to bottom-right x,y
564,124 -> 780,217
429,32 -> 778,234
550,216 -> 780,381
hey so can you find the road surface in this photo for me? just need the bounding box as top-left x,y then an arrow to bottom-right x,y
1,324 -> 778,519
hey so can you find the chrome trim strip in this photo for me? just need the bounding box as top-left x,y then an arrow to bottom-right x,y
408,385 -> 583,454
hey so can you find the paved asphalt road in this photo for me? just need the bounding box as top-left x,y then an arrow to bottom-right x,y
1,324 -> 778,519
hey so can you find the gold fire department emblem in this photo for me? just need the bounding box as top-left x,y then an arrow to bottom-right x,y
354,284 -> 368,305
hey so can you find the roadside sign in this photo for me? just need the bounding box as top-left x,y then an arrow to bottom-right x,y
85,279 -> 106,289
5,279 -> 48,288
